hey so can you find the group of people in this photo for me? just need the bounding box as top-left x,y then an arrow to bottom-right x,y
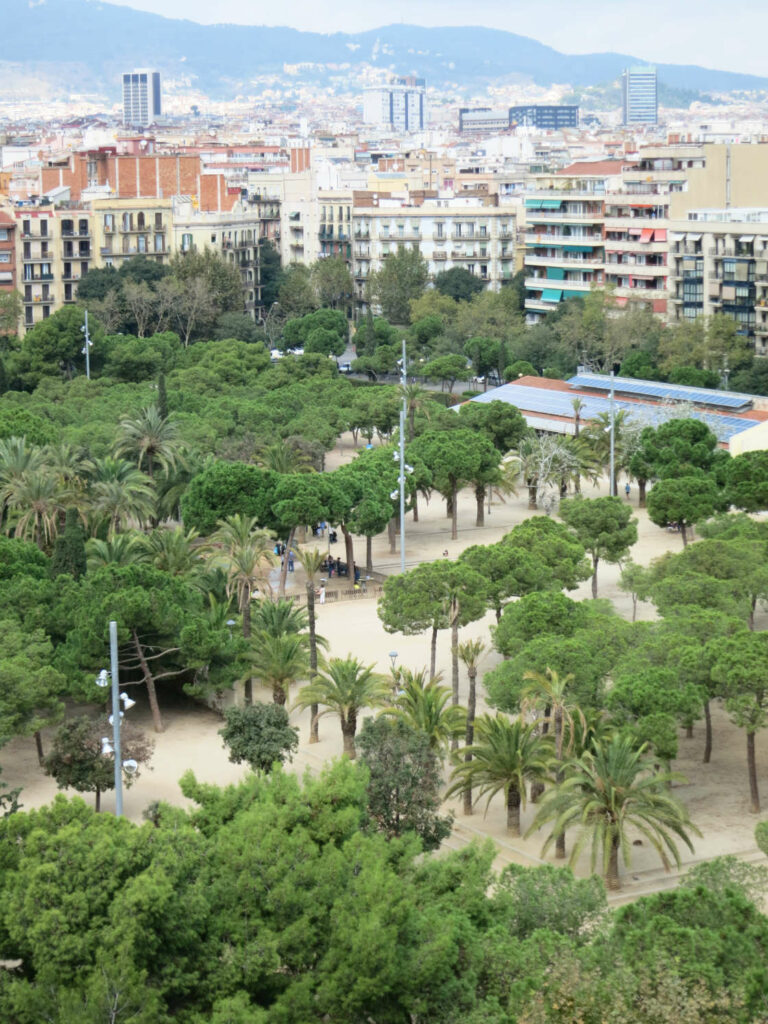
273,542 -> 295,572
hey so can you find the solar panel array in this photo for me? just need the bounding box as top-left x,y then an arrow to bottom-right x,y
567,372 -> 753,411
469,383 -> 757,443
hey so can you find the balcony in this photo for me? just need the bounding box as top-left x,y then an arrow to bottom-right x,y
525,232 -> 602,246
23,252 -> 53,262
525,210 -> 603,224
432,251 -> 447,260
526,253 -> 603,268
61,272 -> 80,281
525,276 -> 597,292
451,250 -> 478,260
61,230 -> 91,238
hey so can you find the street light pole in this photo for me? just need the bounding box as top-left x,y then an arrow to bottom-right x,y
81,309 -> 91,380
399,338 -> 407,574
609,369 -> 615,498
109,620 -> 122,816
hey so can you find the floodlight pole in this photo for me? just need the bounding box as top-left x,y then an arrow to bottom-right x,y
109,620 -> 123,817
399,338 -> 407,574
609,370 -> 615,498
81,309 -> 91,380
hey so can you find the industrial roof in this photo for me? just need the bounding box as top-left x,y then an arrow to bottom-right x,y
467,381 -> 759,444
568,372 -> 754,411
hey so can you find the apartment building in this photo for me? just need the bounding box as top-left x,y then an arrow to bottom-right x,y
92,197 -> 172,268
524,144 -> 768,333
0,211 -> 16,301
363,77 -> 427,132
351,195 -> 518,309
14,207 -> 93,331
668,209 -> 768,356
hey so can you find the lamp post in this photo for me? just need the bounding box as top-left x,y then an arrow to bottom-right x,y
388,650 -> 399,671
80,309 -> 92,380
398,338 -> 407,573
609,369 -> 615,497
95,620 -> 136,817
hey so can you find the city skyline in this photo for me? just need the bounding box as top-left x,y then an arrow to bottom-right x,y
99,0 -> 766,77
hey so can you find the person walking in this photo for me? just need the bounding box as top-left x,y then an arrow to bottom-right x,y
624,481 -> 631,500
287,549 -> 295,572
319,582 -> 326,604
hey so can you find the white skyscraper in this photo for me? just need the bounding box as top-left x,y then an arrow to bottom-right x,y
122,69 -> 162,128
363,77 -> 426,132
622,66 -> 658,125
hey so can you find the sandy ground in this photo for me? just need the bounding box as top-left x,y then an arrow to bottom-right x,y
5,431 -> 767,899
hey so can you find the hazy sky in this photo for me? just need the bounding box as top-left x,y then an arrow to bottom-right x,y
101,0 -> 763,75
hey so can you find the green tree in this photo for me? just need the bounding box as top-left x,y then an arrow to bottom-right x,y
213,312 -> 261,344
245,631 -> 310,706
502,516 -> 591,592
278,263 -> 319,318
421,353 -> 469,393
446,715 -> 552,835
529,733 -> 700,890
357,716 -> 453,849
294,656 -> 390,758
384,668 -> 466,753
43,715 -> 153,812
16,305 -> 104,385
457,399 -> 528,455
208,515 -> 276,654
219,702 -> 298,772
434,266 -> 485,302
459,541 -> 549,622
370,248 -> 430,324
646,475 -> 722,547
310,256 -> 355,310
50,507 -> 87,580
0,616 -> 65,761
710,631 -> 768,813
725,450 -> 768,512
559,495 -> 638,598
114,404 -> 179,481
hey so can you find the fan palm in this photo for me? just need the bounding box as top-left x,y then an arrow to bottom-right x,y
528,732 -> 700,890
5,468 -> 65,549
250,597 -> 309,638
385,668 -> 465,753
88,462 -> 156,537
294,656 -> 391,759
296,547 -> 327,743
246,631 -> 310,706
399,382 -> 432,442
522,667 -> 585,858
86,532 -> 151,571
256,439 -> 316,474
458,639 -> 485,814
207,515 -> 276,642
145,525 -> 204,576
0,437 -> 45,518
446,714 -> 553,835
43,443 -> 89,499
114,404 -> 180,480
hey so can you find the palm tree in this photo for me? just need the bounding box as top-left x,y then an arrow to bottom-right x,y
522,667 -> 585,859
43,443 -> 89,518
447,715 -> 552,835
384,668 -> 465,753
114,404 -> 180,481
5,469 -> 65,549
246,631 -> 310,706
250,597 -> 309,638
88,460 -> 156,537
296,547 -> 326,743
208,514 -> 276,641
399,382 -> 432,442
145,525 -> 204,577
256,439 -> 316,474
0,437 -> 45,521
86,532 -> 151,571
571,398 -> 586,493
528,733 -> 700,891
458,640 -> 485,815
294,656 -> 391,759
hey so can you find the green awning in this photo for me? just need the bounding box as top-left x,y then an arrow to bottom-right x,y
563,245 -> 595,253
546,266 -> 566,280
525,200 -> 544,210
541,289 -> 563,302
566,290 -> 591,299
540,199 -> 564,209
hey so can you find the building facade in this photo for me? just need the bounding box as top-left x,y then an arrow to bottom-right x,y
363,77 -> 427,132
122,69 -> 162,128
622,66 -> 658,125
509,105 -> 580,130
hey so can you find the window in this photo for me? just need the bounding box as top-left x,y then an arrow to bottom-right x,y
23,265 -> 33,281
25,308 -> 33,326
155,213 -> 163,230
182,233 -> 193,252
0,252 -> 11,263
155,234 -> 164,252
24,285 -> 31,301
211,234 -> 217,243
22,220 -> 31,235
104,214 -> 114,232
40,221 -> 48,237
122,212 -> 133,231
78,219 -> 88,236
42,305 -> 50,319
0,229 -> 7,240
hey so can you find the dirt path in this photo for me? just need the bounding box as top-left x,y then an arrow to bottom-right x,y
6,462 -> 766,895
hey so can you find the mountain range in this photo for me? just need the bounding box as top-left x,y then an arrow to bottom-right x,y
5,0 -> 768,102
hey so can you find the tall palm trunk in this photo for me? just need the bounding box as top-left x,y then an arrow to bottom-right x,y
241,591 -> 253,705
451,481 -> 458,540
277,526 -> 296,597
554,709 -> 566,859
463,665 -> 477,816
341,716 -> 357,759
430,625 -> 438,679
34,730 -> 45,764
95,786 -> 101,813
475,483 -> 485,527
591,555 -> 599,599
306,580 -> 320,743
450,609 -> 459,752
506,786 -> 522,834
606,834 -> 621,890
366,534 -> 373,573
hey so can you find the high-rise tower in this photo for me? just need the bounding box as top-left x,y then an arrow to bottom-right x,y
622,66 -> 658,124
122,69 -> 162,127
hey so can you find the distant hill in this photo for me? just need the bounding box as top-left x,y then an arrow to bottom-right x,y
4,0 -> 768,101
